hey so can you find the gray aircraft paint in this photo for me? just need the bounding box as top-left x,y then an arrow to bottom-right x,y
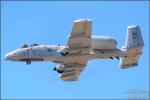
5,19 -> 144,81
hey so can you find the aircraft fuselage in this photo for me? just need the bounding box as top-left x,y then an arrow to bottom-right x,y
5,44 -> 141,65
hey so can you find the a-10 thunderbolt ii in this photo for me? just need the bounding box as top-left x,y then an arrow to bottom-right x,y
5,19 -> 144,81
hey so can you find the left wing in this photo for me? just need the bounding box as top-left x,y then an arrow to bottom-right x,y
67,19 -> 92,55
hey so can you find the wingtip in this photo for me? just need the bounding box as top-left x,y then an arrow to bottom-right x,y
74,19 -> 92,22
128,25 -> 139,29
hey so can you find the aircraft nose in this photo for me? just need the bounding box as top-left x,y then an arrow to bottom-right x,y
5,54 -> 11,60
5,53 -> 16,60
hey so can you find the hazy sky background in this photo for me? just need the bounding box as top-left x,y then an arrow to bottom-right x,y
1,1 -> 149,99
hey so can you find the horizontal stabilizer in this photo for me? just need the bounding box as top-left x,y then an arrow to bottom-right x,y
120,54 -> 141,69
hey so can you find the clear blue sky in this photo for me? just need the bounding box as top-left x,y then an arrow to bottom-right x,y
1,1 -> 149,99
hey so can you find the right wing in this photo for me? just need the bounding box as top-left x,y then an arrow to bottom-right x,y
60,59 -> 88,81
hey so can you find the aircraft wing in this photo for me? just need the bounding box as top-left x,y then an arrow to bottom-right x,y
60,59 -> 88,81
67,19 -> 92,55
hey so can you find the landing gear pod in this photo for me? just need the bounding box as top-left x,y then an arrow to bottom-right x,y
53,64 -> 64,73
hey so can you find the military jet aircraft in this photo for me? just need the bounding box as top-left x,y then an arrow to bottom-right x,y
5,19 -> 144,81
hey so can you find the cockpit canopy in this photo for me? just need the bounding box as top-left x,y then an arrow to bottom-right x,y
21,44 -> 28,48
21,43 -> 39,48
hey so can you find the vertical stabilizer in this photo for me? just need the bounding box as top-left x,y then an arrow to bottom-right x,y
124,25 -> 144,49
120,25 -> 144,68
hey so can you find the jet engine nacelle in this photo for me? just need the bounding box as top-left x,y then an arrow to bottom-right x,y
91,36 -> 117,50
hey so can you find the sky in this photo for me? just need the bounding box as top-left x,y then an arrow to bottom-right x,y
1,1 -> 149,99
